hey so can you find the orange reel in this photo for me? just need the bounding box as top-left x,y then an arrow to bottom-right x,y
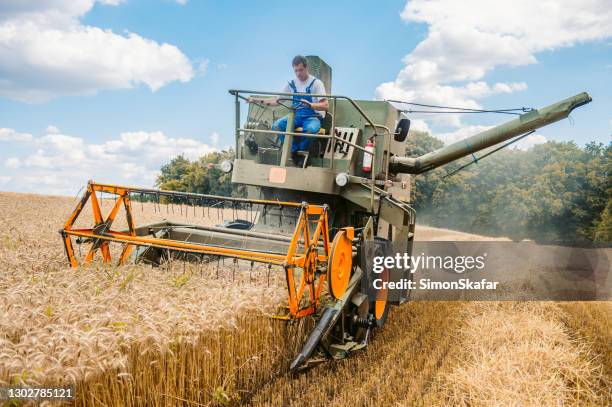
327,227 -> 354,299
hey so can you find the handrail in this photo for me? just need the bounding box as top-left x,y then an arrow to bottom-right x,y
237,128 -> 372,155
229,89 -> 380,132
365,123 -> 393,185
230,89 -> 384,212
85,181 -> 305,207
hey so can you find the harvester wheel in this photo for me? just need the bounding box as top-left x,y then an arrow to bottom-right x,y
372,264 -> 390,327
327,228 -> 354,299
370,237 -> 392,327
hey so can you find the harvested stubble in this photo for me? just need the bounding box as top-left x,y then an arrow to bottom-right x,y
0,192 -> 311,406
249,301 -> 611,406
423,301 -> 611,406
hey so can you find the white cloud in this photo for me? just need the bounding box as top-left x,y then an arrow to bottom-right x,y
0,128 -> 33,142
98,0 -> 126,5
5,157 -> 21,168
217,63 -> 228,70
387,81 -> 529,127
198,59 -> 210,76
0,0 -> 194,102
210,131 -> 220,147
512,133 -> 547,150
175,0 -> 188,5
0,176 -> 10,185
407,118 -> 431,133
377,0 -> 612,128
0,127 -> 216,195
46,125 -> 60,134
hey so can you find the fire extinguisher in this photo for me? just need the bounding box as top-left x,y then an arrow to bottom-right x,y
362,138 -> 374,172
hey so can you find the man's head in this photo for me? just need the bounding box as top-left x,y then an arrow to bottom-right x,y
292,55 -> 309,81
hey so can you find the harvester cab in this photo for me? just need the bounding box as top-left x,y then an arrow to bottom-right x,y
60,55 -> 592,371
227,56 -> 418,259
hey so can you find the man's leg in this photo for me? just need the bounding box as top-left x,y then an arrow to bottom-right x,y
296,116 -> 321,151
275,115 -> 303,166
290,116 -> 321,167
272,115 -> 289,145
290,115 -> 305,154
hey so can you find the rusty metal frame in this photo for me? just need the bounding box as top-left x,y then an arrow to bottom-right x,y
60,181 -> 331,318
61,182 -> 136,267
283,204 -> 330,318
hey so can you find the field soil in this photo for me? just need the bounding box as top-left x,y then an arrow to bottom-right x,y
0,192 -> 610,406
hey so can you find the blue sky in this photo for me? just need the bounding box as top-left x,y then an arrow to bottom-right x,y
0,0 -> 610,194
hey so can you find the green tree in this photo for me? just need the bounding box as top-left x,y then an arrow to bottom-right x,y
156,150 -> 245,197
408,132 -> 610,242
594,201 -> 612,241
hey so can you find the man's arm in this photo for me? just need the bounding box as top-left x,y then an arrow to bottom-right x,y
302,79 -> 328,111
305,98 -> 329,111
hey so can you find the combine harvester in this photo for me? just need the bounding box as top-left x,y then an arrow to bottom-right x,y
61,56 -> 591,370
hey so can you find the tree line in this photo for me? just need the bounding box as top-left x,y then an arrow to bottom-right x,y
406,131 -> 611,242
157,134 -> 610,242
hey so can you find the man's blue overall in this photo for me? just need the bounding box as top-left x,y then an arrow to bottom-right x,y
272,78 -> 321,154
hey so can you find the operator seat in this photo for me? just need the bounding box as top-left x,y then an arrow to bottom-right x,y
293,112 -> 332,168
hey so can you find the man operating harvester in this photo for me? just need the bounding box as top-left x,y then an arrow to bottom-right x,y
251,55 -> 329,166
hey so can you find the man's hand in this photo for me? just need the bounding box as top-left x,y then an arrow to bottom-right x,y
302,98 -> 329,111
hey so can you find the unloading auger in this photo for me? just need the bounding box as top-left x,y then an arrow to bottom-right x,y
61,56 -> 592,371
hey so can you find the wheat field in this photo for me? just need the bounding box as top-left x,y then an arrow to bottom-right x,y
0,192 -> 610,406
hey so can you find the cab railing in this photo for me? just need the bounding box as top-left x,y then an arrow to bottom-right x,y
229,89 -> 395,212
